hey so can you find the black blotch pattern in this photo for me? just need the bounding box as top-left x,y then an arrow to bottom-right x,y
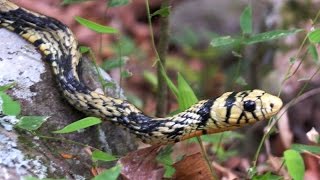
33,39 -> 44,48
236,112 -> 249,124
126,112 -> 165,134
165,127 -> 184,139
224,92 -> 237,123
196,99 -> 214,129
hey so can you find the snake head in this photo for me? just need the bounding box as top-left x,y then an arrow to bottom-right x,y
210,89 -> 283,125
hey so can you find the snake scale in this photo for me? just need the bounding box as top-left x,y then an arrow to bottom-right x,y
0,0 -> 283,145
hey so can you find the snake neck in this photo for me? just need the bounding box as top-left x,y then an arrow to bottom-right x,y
123,99 -> 214,144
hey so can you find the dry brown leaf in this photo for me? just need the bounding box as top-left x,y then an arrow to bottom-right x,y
173,153 -> 213,180
119,145 -> 164,180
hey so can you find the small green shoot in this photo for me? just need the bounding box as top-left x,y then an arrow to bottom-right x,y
92,150 -> 118,162
92,164 -> 122,180
75,16 -> 118,34
143,71 -> 158,88
0,83 -> 15,91
291,143 -> 320,153
252,172 -> 282,180
240,6 -> 252,34
235,76 -> 248,86
102,58 -> 127,71
156,145 -> 175,178
211,29 -> 303,48
308,44 -> 319,62
0,91 -> 21,116
53,117 -> 101,134
177,73 -> 198,110
79,46 -> 91,54
244,29 -> 303,44
308,29 -> 320,43
107,0 -> 130,7
62,0 -> 91,5
284,149 -> 305,180
17,116 -> 49,131
210,36 -> 241,47
151,6 -> 171,17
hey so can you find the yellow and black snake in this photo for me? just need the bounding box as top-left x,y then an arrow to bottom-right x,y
0,0 -> 283,145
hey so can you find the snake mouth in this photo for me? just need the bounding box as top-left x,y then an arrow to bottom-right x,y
262,94 -> 283,117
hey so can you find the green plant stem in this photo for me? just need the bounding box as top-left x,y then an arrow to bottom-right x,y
252,10 -> 320,172
155,0 -> 170,117
145,1 -> 216,178
145,0 -> 160,60
278,9 -> 320,97
197,137 -> 218,180
214,133 -> 224,156
252,58 -> 320,169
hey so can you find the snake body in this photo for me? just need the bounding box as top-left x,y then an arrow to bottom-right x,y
0,0 -> 283,144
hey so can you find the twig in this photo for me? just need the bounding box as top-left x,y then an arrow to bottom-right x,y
155,0 -> 170,117
197,137 -> 218,179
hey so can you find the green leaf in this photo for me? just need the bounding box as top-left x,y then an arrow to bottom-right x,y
210,36 -> 240,47
112,36 -> 136,56
17,116 -> 49,131
244,29 -> 303,44
156,145 -> 175,178
252,172 -> 282,180
0,83 -> 15,92
62,0 -> 91,4
107,0 -> 129,7
0,92 -> 21,116
308,44 -> 319,62
75,16 -> 118,34
156,145 -> 174,165
308,29 -> 320,43
284,149 -> 305,180
93,165 -> 122,180
163,164 -> 176,178
177,73 -> 198,110
240,6 -> 252,34
201,132 -> 244,143
102,58 -> 127,71
151,6 -> 171,17
24,177 -> 40,180
248,167 -> 258,178
291,143 -> 320,153
53,117 -> 101,133
92,150 -> 117,162
24,176 -> 66,180
79,46 -> 90,54
235,76 -> 248,86
143,71 -> 157,88
160,65 -> 178,98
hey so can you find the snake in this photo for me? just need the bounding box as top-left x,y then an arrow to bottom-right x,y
0,0 -> 283,145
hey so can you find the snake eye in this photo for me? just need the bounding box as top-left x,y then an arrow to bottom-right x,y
243,100 -> 256,112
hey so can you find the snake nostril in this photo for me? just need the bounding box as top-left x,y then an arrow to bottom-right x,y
243,100 -> 256,112
270,103 -> 274,108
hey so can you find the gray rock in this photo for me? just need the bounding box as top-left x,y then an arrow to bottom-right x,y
0,28 -> 138,179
